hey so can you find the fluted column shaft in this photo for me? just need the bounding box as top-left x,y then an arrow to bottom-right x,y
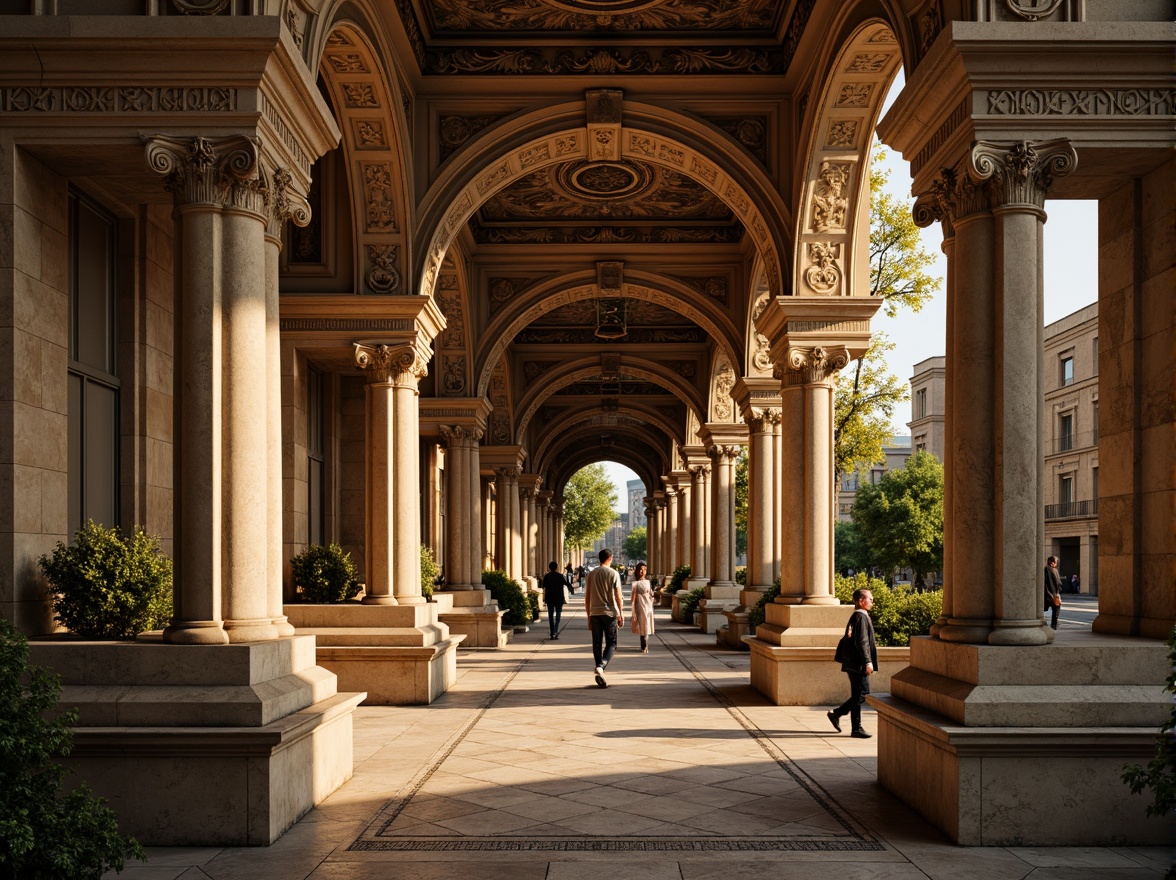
708,446 -> 738,588
665,487 -> 680,573
440,426 -> 482,589
689,466 -> 710,582
747,410 -> 781,590
645,499 -> 659,577
676,483 -> 691,576
776,386 -> 805,603
482,478 -> 495,571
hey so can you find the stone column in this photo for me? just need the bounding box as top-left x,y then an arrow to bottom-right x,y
708,445 -> 739,590
644,497 -> 658,577
676,478 -> 691,575
147,135 -> 277,645
747,408 -> 781,591
261,166 -> 305,636
775,385 -> 805,603
356,343 -> 428,606
439,426 -> 482,589
688,464 -> 710,585
664,485 -> 679,574
553,499 -> 565,568
483,477 -> 495,570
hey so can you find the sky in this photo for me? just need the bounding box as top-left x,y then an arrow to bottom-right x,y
595,72 -> 1100,503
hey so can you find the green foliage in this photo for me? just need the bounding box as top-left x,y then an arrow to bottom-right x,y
734,446 -> 748,557
833,144 -> 941,484
420,545 -> 437,600
669,564 -> 691,592
290,544 -> 361,603
735,567 -> 746,586
835,521 -> 872,573
851,451 -> 944,590
0,619 -> 143,878
834,335 -> 909,483
561,465 -> 618,555
746,577 -> 782,629
38,521 -> 172,640
482,570 -> 531,628
622,526 -> 647,562
527,591 -> 541,622
833,572 -> 942,647
1122,626 -> 1176,821
677,586 -> 706,623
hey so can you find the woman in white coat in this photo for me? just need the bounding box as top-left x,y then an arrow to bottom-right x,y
629,562 -> 655,653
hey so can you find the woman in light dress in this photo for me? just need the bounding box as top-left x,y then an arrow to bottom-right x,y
629,562 -> 655,653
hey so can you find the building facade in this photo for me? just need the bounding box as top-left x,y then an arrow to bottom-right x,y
837,435 -> 913,522
1044,303 -> 1099,594
908,356 -> 946,460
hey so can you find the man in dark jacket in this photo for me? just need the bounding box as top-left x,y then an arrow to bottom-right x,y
1044,555 -> 1062,629
541,561 -> 568,639
827,588 -> 878,739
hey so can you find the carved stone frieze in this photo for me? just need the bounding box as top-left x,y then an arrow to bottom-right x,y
472,222 -> 742,245
343,84 -> 379,108
985,88 -> 1175,116
441,356 -> 467,394
825,120 -> 859,149
362,163 -> 399,232
354,120 -> 387,149
354,342 -> 428,384
711,358 -> 736,422
145,134 -> 259,210
835,84 -> 873,108
846,53 -> 891,73
970,139 -> 1077,210
811,161 -> 850,232
281,318 -> 412,332
365,245 -> 401,294
434,281 -> 466,349
1,86 -> 237,113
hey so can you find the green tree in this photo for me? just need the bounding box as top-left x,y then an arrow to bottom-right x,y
734,446 -> 748,557
622,526 -> 647,562
561,464 -> 618,558
834,520 -> 871,573
851,451 -> 944,590
834,145 -> 942,484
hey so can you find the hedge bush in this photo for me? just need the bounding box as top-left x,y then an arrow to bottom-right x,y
833,572 -> 942,647
677,586 -> 706,623
0,619 -> 143,878
746,576 -> 782,629
290,544 -> 360,603
38,521 -> 172,640
420,545 -> 437,600
669,564 -> 691,592
481,570 -> 531,628
527,591 -> 541,622
735,567 -> 746,586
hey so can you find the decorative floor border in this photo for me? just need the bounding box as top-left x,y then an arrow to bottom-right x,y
347,616 -> 882,853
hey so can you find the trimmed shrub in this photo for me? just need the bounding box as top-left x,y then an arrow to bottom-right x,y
527,591 -> 540,622
746,576 -> 782,629
420,545 -> 437,600
677,586 -> 706,623
833,572 -> 943,647
0,619 -> 144,878
38,521 -> 172,640
482,570 -> 531,628
290,544 -> 360,603
735,567 -> 747,586
669,564 -> 691,592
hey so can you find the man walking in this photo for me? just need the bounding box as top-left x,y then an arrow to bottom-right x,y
1044,555 -> 1062,629
586,548 -> 624,688
827,588 -> 877,739
541,561 -> 568,639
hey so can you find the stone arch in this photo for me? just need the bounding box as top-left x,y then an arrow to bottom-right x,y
432,250 -> 473,396
708,350 -> 738,423
475,272 -> 741,399
414,100 -> 793,304
513,358 -> 706,445
314,17 -> 414,295
530,403 -> 685,467
547,444 -> 664,501
793,19 -> 903,302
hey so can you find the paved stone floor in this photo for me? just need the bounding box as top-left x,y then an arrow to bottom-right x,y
107,604 -> 1172,879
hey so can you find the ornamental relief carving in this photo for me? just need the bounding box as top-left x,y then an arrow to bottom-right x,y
343,84 -> 379,108
835,84 -> 873,108
703,116 -> 769,166
970,138 -> 1077,208
439,113 -> 508,162
711,358 -> 736,422
365,245 -> 401,294
439,424 -> 483,447
354,343 -> 427,384
1,86 -> 237,113
810,161 -> 850,233
803,242 -> 842,295
145,134 -> 259,210
353,120 -> 387,149
825,120 -> 859,149
986,88 -> 1176,116
776,345 -> 850,386
434,281 -> 466,351
441,356 -> 467,394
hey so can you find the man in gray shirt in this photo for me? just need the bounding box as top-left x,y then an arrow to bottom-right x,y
585,548 -> 624,688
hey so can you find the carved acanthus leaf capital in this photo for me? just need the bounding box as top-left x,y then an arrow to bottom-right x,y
354,343 -> 427,385
777,345 -> 850,386
438,424 -> 483,448
495,466 -> 521,480
688,463 -> 711,481
709,444 -> 742,463
145,135 -> 259,211
262,164 -> 311,241
748,407 -> 782,433
970,139 -> 1077,210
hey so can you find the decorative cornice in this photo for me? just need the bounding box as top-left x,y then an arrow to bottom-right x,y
970,139 -> 1077,211
1,86 -> 237,114
354,342 -> 427,385
985,88 -> 1176,117
145,134 -> 258,211
280,318 -> 413,333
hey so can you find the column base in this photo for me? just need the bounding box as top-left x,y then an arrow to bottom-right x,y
746,639 -> 909,705
698,583 -> 740,633
872,632 -> 1170,845
26,636 -> 361,846
718,607 -> 751,650
284,603 -> 466,704
436,588 -> 510,649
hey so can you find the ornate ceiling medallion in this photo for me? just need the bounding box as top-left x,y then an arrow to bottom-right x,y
561,160 -> 652,202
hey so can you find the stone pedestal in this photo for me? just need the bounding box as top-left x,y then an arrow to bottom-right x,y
870,633 -> 1170,845
27,636 -> 362,846
746,603 -> 911,704
284,603 -> 464,704
698,585 -> 740,634
437,588 -> 509,649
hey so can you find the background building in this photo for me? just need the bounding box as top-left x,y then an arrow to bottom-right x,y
837,436 -> 912,521
1044,303 -> 1099,594
626,479 -> 647,531
908,357 -> 946,460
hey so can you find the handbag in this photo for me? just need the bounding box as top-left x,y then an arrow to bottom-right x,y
834,633 -> 852,665
562,585 -> 571,604
1052,594 -> 1062,607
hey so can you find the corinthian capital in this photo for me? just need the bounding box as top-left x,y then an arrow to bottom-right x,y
748,407 -> 782,433
439,424 -> 483,448
354,342 -> 427,385
776,345 -> 850,386
913,164 -> 991,237
262,164 -> 311,242
144,135 -> 259,210
970,139 -> 1077,210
